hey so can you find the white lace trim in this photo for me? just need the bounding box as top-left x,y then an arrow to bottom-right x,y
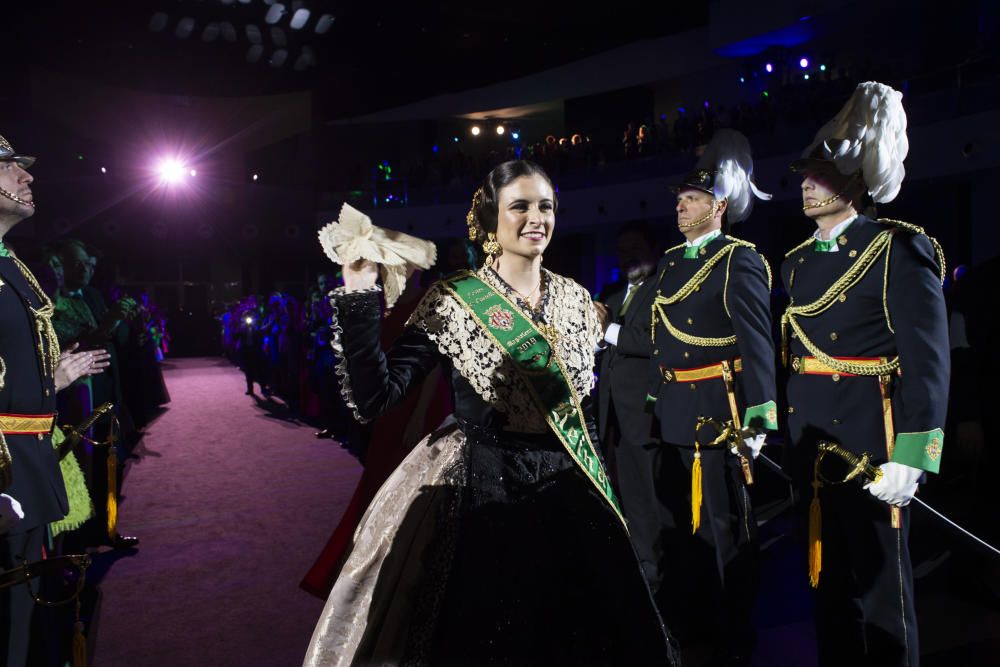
329,285 -> 383,424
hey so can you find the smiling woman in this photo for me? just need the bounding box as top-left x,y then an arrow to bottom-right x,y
306,161 -> 678,666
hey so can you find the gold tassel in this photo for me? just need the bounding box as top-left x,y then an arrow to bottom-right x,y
808,461 -> 823,588
106,446 -> 118,539
691,443 -> 703,534
73,600 -> 87,667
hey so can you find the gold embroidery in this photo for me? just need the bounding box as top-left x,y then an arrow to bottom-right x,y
926,437 -> 942,462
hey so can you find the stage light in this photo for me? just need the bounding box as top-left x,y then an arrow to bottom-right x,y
432,145 -> 439,153
244,316 -> 254,325
820,64 -> 827,71
157,158 -> 186,185
453,136 -> 459,143
703,100 -> 710,108
176,17 -> 195,40
804,74 -> 810,80
512,132 -> 520,140
496,125 -> 505,135
271,49 -> 288,67
315,14 -> 335,34
252,174 -> 259,181
765,63 -> 773,73
471,126 -> 481,136
265,4 -> 285,25
763,91 -> 769,97
101,167 -> 107,174
740,77 -> 745,83
290,9 -> 310,30
190,169 -> 198,177
799,57 -> 809,68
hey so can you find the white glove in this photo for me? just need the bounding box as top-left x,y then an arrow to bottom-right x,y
0,494 -> 24,533
731,433 -> 766,459
865,462 -> 923,506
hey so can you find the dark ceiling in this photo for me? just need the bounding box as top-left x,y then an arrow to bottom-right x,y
10,2 -> 708,117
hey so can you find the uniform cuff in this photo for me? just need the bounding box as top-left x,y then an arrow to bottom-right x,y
743,400 -> 778,431
645,393 -> 657,404
891,428 -> 944,473
604,323 -> 621,347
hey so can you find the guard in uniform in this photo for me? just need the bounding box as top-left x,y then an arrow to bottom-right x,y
645,129 -> 776,663
0,134 -> 69,666
780,82 -> 948,667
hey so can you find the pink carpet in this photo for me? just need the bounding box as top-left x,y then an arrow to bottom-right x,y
92,357 -> 362,666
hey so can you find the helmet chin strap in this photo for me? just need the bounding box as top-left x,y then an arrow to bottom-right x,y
0,187 -> 33,208
803,173 -> 862,212
678,199 -> 721,229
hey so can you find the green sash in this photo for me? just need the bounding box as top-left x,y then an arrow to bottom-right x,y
444,271 -> 625,526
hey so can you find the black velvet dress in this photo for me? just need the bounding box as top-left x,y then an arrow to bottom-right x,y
305,268 -> 678,667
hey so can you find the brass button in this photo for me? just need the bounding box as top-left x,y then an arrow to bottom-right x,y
833,418 -> 842,425
44,388 -> 50,396
798,257 -> 805,264
830,332 -> 838,341
690,383 -> 697,391
838,236 -> 848,246
653,349 -> 659,356
669,261 -> 675,267
683,351 -> 690,359
848,249 -> 858,258
37,433 -> 43,441
831,373 -> 841,382
687,317 -> 694,325
699,248 -> 707,256
788,406 -> 795,414
838,294 -> 847,303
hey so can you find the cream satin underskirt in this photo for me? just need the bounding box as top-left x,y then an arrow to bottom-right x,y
303,421 -> 465,667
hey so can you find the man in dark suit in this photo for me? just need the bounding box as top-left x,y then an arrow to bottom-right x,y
595,222 -> 662,591
59,240 -> 139,549
644,130 -> 775,664
0,134 -> 108,667
781,82 -> 948,667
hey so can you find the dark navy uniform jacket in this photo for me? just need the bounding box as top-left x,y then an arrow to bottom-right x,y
780,215 -> 949,473
647,234 -> 777,446
0,256 -> 68,534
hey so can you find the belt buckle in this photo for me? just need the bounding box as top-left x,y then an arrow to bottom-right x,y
660,366 -> 675,383
790,356 -> 803,373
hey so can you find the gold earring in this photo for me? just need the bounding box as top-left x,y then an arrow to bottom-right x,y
483,232 -> 502,265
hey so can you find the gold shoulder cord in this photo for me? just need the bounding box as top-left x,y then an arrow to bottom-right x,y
878,218 -> 947,284
781,230 -> 899,375
651,239 -> 755,347
9,257 -> 59,378
785,236 -> 815,259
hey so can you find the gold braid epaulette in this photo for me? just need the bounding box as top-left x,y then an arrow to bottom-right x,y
652,238 -> 757,347
878,218 -> 947,285
781,230 -> 899,375
785,236 -> 815,259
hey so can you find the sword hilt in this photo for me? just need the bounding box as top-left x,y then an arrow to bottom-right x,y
816,441 -> 884,485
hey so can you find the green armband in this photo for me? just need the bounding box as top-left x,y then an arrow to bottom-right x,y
743,400 -> 778,431
891,428 -> 944,474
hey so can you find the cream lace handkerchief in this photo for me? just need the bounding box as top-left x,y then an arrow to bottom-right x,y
318,203 -> 437,308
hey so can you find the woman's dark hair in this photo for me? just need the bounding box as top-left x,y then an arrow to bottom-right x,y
471,160 -> 558,238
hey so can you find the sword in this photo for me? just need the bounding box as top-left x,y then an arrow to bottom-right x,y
695,416 -> 755,484
817,441 -> 1000,558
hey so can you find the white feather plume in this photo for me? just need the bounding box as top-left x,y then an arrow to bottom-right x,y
802,81 -> 909,203
318,203 -> 437,308
696,129 -> 771,223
